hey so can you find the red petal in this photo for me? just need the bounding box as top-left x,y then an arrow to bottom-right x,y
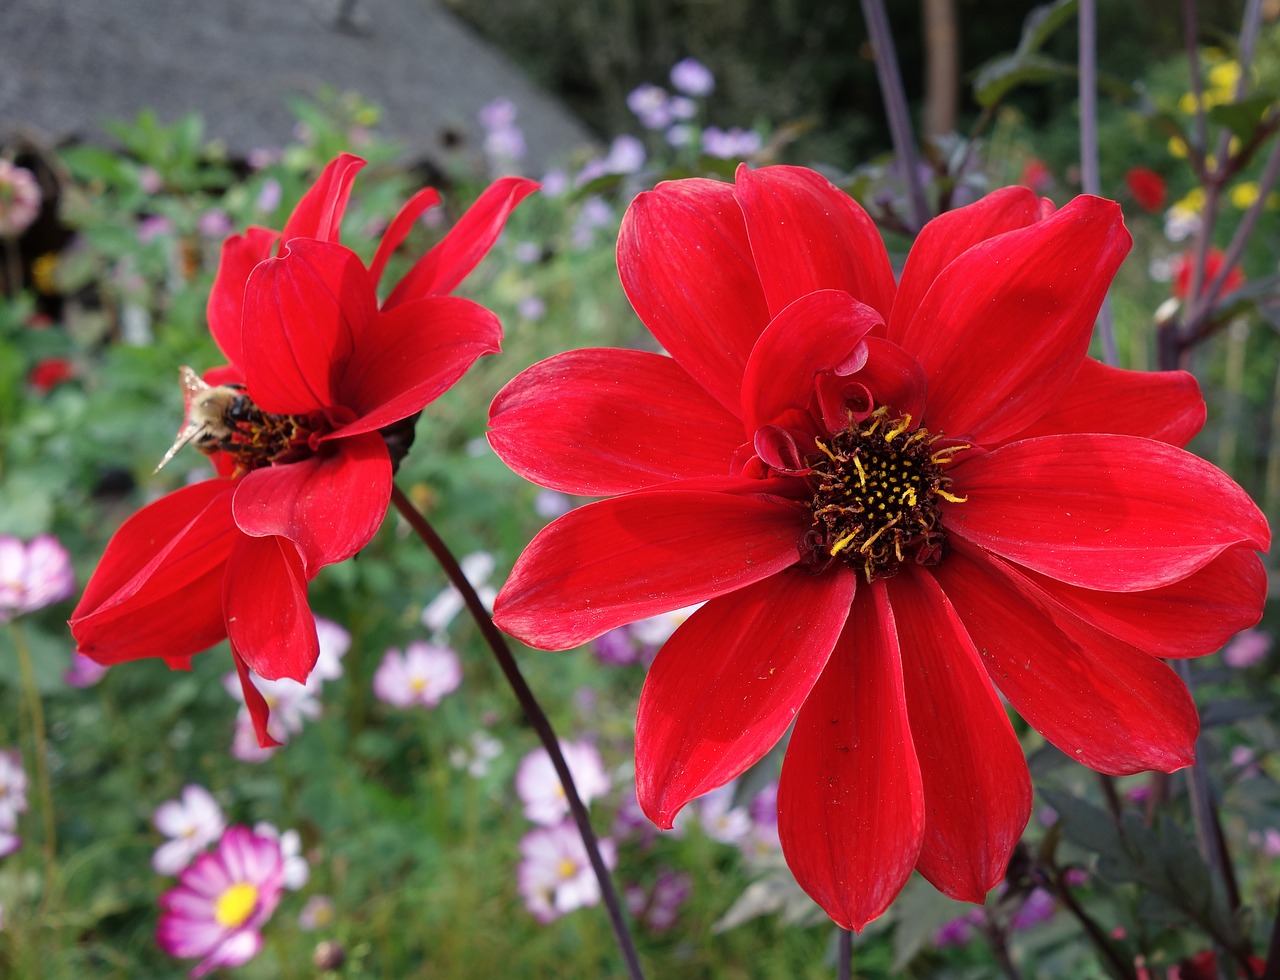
224,534 -> 318,683
492,490 -> 807,649
778,582 -> 924,931
740,290 -> 880,430
280,153 -> 365,243
330,295 -> 501,436
885,570 -> 1031,902
242,239 -> 376,414
383,176 -> 539,308
207,227 -> 278,370
946,433 -> 1270,590
887,186 -> 1041,342
636,566 -> 856,827
1000,547 -> 1266,658
734,164 -> 897,321
933,544 -> 1199,774
618,177 -> 772,414
232,433 -> 392,576
488,348 -> 745,495
70,482 -> 236,664
231,649 -> 282,749
848,337 -> 930,423
999,358 -> 1205,447
898,195 -> 1131,445
369,186 -> 442,289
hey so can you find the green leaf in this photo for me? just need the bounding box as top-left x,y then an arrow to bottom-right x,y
973,52 -> 1079,108
1016,0 -> 1080,57
1208,95 -> 1279,146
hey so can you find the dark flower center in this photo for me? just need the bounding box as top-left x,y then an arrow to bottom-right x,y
803,406 -> 967,581
190,385 -> 328,474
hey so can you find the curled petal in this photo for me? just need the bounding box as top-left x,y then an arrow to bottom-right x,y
488,348 -> 745,495
331,295 -> 502,436
778,582 -> 924,931
492,490 -> 807,649
845,337 -> 929,425
999,359 -> 1205,448
740,289 -> 880,431
207,227 -> 278,370
934,544 -> 1199,775
231,648 -> 282,750
70,482 -> 236,665
899,195 -> 1131,445
619,177 -> 772,414
232,433 -> 392,576
734,164 -> 897,321
945,433 -> 1270,591
886,570 -> 1031,902
242,239 -> 376,414
280,152 -> 365,243
888,186 -> 1042,342
636,566 -> 856,827
224,534 -> 318,684
384,176 -> 539,308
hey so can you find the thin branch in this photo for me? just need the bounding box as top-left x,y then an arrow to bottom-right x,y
860,0 -> 931,230
1077,0 -> 1118,366
390,486 -> 645,980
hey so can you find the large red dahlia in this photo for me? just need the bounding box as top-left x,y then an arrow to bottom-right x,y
71,155 -> 536,743
487,165 -> 1269,929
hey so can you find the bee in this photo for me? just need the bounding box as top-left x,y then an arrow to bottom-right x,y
154,367 -> 255,473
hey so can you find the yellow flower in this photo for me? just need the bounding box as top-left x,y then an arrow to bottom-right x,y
1173,188 -> 1206,214
1231,182 -> 1260,209
1208,60 -> 1241,96
1168,135 -> 1189,159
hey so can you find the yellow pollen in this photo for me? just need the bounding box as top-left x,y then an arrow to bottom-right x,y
936,488 -> 968,504
829,530 -> 859,556
410,677 -> 427,694
852,456 -> 867,487
214,882 -> 259,928
884,414 -> 912,441
557,858 -> 578,880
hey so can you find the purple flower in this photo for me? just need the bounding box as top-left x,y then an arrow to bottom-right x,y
153,785 -> 226,876
933,910 -> 982,947
372,642 -> 463,709
627,84 -> 674,130
1223,628 -> 1271,668
669,57 -> 715,96
156,826 -> 285,978
64,651 -> 109,688
298,895 -> 335,931
137,215 -> 174,244
196,208 -> 232,239
631,867 -> 692,931
684,782 -> 751,845
516,821 -> 616,923
0,534 -> 75,622
701,126 -> 763,160
310,617 -> 352,684
517,295 -> 546,322
479,97 -> 519,130
0,160 -> 42,237
255,178 -> 282,214
1010,887 -> 1056,930
593,625 -> 642,666
515,740 -> 611,825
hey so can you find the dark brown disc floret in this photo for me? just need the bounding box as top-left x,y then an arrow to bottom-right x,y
804,406 -> 967,581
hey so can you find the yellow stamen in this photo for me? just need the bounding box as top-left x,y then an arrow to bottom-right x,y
214,882 -> 259,928
936,489 -> 968,504
884,414 -> 912,442
829,530 -> 859,556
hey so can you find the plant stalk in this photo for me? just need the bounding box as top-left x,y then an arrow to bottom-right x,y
389,485 -> 644,980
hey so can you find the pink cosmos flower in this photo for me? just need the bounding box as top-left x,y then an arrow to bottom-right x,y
253,822 -> 308,890
64,651 -> 109,688
516,821 -> 617,923
514,740 -> 611,825
372,641 -> 463,709
0,534 -> 75,622
0,160 -> 42,237
153,785 -> 226,876
156,826 -> 285,978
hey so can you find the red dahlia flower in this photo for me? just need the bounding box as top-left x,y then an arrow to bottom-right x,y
487,165 -> 1269,929
1124,166 -> 1167,213
71,155 -> 536,743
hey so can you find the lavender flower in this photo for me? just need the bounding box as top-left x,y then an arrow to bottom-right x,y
152,785 -> 226,876
0,534 -> 75,622
669,57 -> 715,97
516,821 -> 617,923
515,741 -> 611,825
372,642 -> 463,709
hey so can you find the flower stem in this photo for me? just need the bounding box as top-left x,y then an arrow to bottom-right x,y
837,927 -> 852,980
1077,0 -> 1118,367
859,0 -> 930,231
389,485 -> 645,980
11,620 -> 56,868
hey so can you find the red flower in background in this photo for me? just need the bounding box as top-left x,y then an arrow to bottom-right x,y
1172,247 -> 1244,300
488,166 -> 1269,930
71,155 -> 536,743
28,357 -> 74,392
1125,166 -> 1167,212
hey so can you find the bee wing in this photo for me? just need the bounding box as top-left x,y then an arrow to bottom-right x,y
153,367 -> 213,474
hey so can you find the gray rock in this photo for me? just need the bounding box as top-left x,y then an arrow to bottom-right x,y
0,0 -> 596,172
